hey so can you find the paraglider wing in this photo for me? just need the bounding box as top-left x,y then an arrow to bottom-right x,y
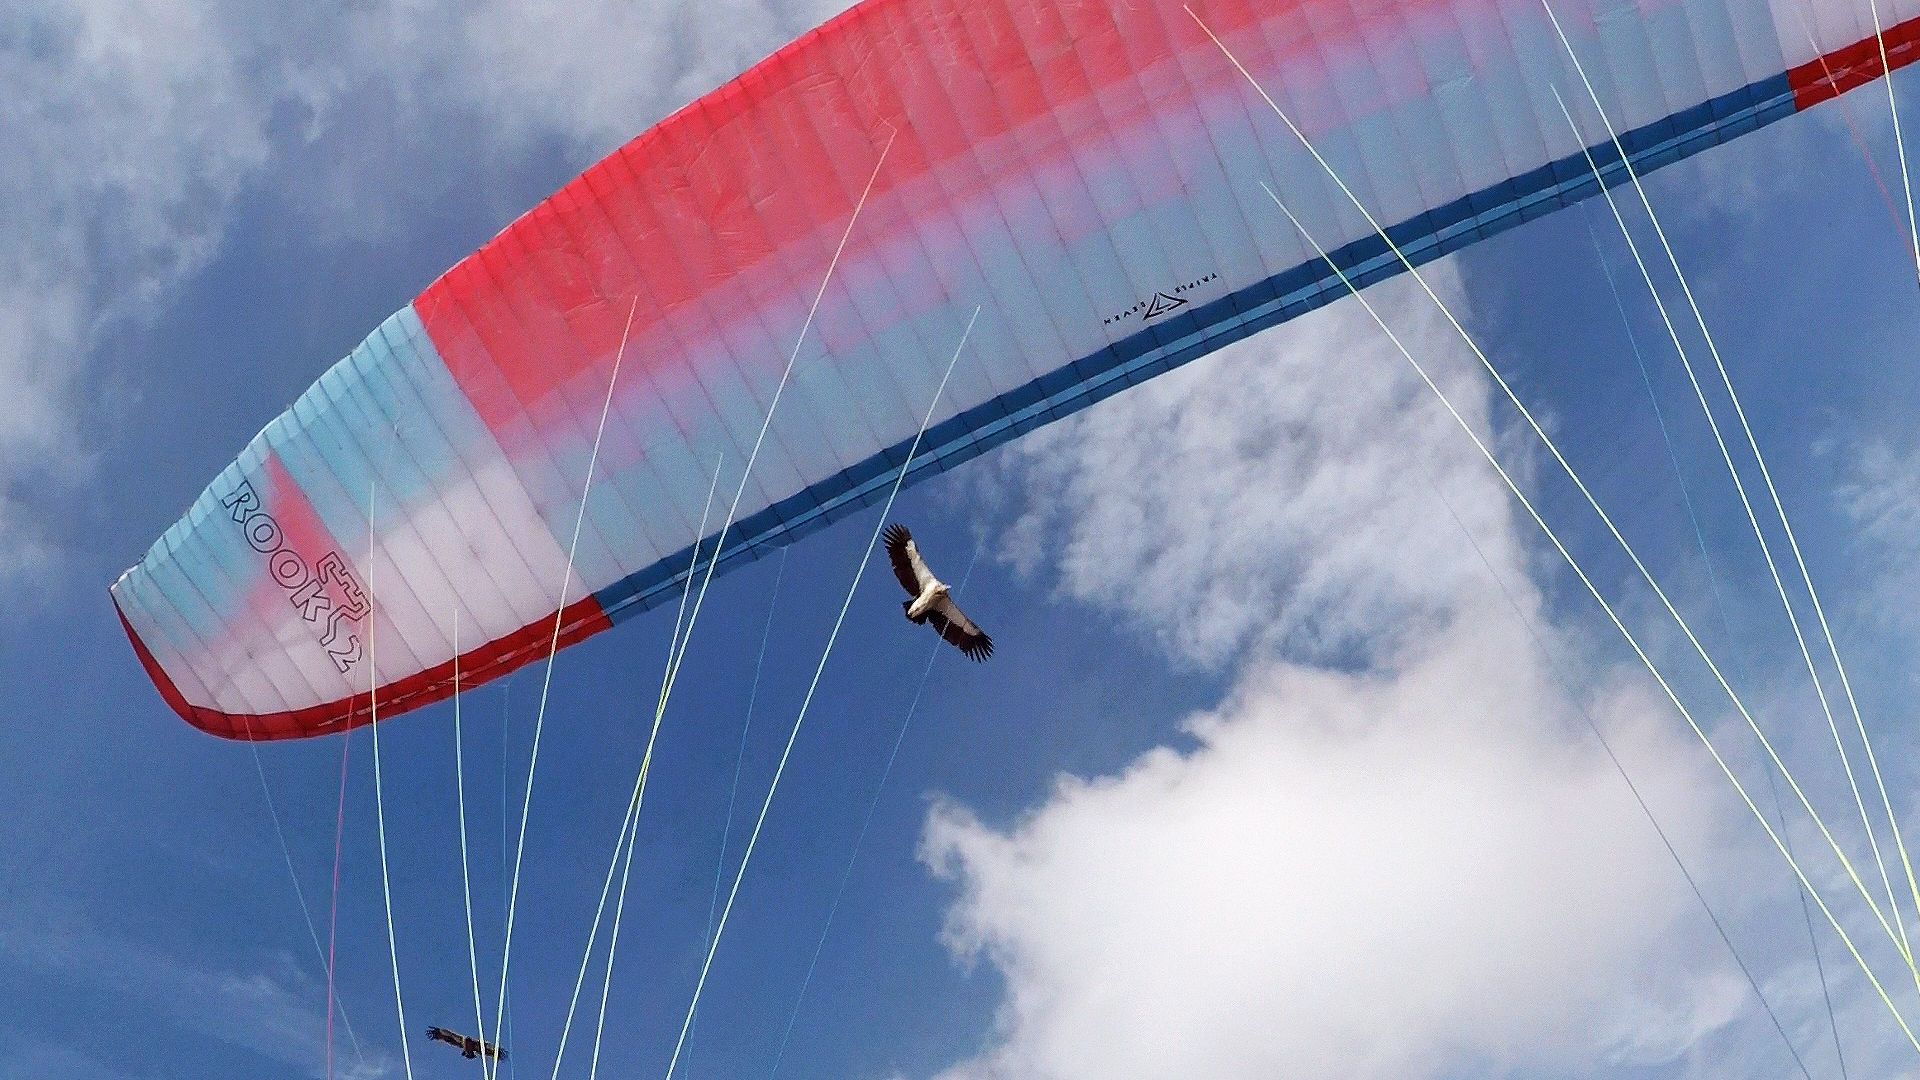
111,0 -> 1920,738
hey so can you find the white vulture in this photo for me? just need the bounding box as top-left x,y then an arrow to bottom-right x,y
883,524 -> 992,661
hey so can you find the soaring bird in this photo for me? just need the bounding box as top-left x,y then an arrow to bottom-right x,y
884,524 -> 992,661
426,1026 -> 507,1061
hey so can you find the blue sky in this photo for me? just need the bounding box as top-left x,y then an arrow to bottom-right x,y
11,2 -> 1920,1078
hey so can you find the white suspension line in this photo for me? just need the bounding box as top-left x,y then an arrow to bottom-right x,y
1186,0 -> 1910,960
588,466 -> 748,1080
490,297 -> 642,1058
1257,177 -> 1920,1047
1437,488 -> 1814,1080
496,680 -> 519,1080
588,767 -> 649,1080
239,721 -> 367,1067
552,459 -> 723,1080
451,612 -> 498,1080
547,785 -> 639,1079
650,127 -> 899,727
1786,0 -> 1901,229
768,544 -> 982,1077
548,127 -> 899,1077
1583,209 -> 1850,1077
1866,0 -> 1920,280
687,547 -> 790,1075
658,305 -> 982,1080
1539,5 -> 1920,962
323,697 -> 353,1080
330,422 -> 416,1079
367,483 -> 415,1080
1547,81 -> 1913,972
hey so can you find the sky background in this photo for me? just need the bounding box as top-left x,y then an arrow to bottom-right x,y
11,1 -> 1920,1078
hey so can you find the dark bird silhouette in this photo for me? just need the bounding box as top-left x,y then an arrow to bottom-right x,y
426,1026 -> 507,1061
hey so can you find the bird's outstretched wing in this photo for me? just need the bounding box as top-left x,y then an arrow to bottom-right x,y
928,595 -> 993,661
884,523 -> 933,596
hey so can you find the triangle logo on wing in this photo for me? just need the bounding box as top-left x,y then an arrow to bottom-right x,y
1142,291 -> 1187,320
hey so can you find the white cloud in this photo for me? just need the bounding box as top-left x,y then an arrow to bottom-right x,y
924,613 -> 1745,1079
924,273 -> 1807,1078
1,0 -> 274,582
1,0 -> 852,586
1837,433 -> 1920,632
989,268 -> 1529,670
372,0 -> 857,155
